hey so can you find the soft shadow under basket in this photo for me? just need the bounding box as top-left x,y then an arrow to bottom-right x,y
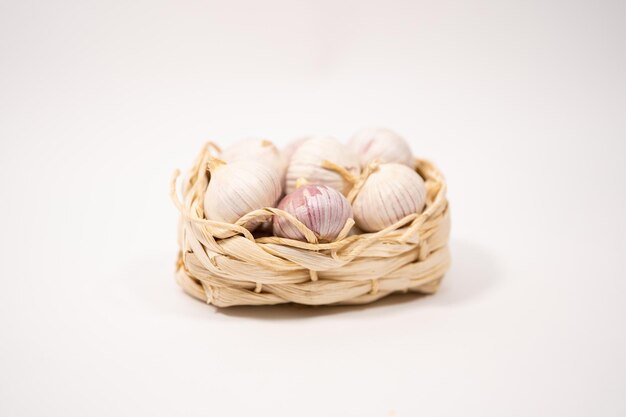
171,142 -> 451,307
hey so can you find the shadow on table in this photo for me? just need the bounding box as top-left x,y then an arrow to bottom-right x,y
218,239 -> 500,320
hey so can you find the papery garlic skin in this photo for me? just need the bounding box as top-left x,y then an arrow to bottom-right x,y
203,160 -> 283,229
352,163 -> 426,232
281,136 -> 309,163
222,138 -> 288,191
221,138 -> 285,170
349,128 -> 414,168
273,184 -> 353,242
286,137 -> 360,194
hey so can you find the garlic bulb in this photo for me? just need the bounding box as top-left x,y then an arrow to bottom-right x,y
281,136 -> 309,163
352,163 -> 426,232
221,138 -> 285,169
203,158 -> 283,228
286,137 -> 360,194
273,184 -> 353,242
221,138 -> 288,191
349,127 -> 414,168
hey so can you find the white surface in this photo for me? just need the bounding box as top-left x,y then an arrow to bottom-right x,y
1,0 -> 625,416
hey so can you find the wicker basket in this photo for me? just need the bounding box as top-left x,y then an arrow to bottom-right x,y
171,142 -> 451,307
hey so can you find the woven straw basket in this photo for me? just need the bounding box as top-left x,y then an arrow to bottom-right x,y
171,142 -> 451,307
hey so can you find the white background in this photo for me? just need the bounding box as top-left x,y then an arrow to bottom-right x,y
1,0 -> 625,416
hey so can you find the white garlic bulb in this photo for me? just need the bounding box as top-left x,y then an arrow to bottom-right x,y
221,138 -> 288,192
221,138 -> 285,169
352,163 -> 426,232
286,137 -> 360,194
273,184 -> 353,242
203,158 -> 283,229
281,136 -> 309,163
349,127 -> 414,168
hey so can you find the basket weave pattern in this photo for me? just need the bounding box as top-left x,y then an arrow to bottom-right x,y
171,143 -> 451,307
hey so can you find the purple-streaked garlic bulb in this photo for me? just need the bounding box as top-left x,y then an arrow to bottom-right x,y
286,137 -> 360,194
352,163 -> 426,232
273,184 -> 353,242
203,159 -> 282,229
349,127 -> 414,168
